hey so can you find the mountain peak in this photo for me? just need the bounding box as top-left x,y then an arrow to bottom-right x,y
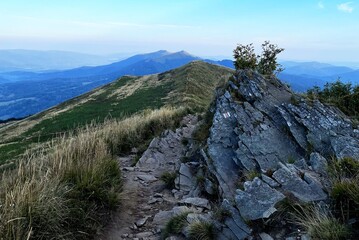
177,50 -> 192,56
154,50 -> 171,55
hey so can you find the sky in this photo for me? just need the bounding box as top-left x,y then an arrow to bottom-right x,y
0,0 -> 358,62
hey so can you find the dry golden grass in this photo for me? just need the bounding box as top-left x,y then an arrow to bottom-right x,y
0,107 -> 185,239
293,205 -> 350,240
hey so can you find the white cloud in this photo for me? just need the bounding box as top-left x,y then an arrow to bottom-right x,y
318,1 -> 325,9
337,2 -> 354,13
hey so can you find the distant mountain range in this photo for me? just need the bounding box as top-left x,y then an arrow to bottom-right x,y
279,61 -> 359,92
0,50 -> 233,120
0,49 -> 358,120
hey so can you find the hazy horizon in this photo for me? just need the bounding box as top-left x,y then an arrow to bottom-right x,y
1,0 -> 358,63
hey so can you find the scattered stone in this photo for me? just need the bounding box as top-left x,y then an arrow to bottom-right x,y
135,231 -> 153,238
181,197 -> 211,209
154,193 -> 163,198
122,167 -> 135,171
137,174 -> 158,183
259,232 -> 274,240
135,216 -> 150,227
130,224 -> 138,230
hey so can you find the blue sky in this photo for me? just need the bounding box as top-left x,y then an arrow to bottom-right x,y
0,0 -> 358,62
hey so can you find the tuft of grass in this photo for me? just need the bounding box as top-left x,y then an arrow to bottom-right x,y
274,193 -> 309,222
160,171 -> 177,189
287,156 -> 295,164
293,205 -> 350,240
328,157 -> 359,179
244,170 -> 261,181
162,212 -> 190,238
188,220 -> 216,240
290,95 -> 300,106
213,207 -> 232,223
196,175 -> 206,186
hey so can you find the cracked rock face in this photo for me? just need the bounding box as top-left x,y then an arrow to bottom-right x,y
206,70 -> 359,235
235,177 -> 285,220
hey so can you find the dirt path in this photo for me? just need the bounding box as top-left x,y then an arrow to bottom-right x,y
97,116 -> 198,240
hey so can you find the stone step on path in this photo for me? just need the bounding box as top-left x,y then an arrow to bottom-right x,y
96,115 -> 198,240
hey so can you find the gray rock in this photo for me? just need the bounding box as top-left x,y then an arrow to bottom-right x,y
137,174 -> 158,183
220,199 -> 252,239
153,211 -> 173,228
172,206 -> 192,215
331,136 -> 359,159
181,197 -> 211,209
175,163 -> 194,192
204,178 -> 215,195
272,165 -> 327,202
135,216 -> 149,227
135,231 -> 154,238
294,158 -> 309,170
261,174 -> 280,188
186,213 -> 211,223
235,178 -> 285,220
309,152 -> 328,175
259,232 -> 274,240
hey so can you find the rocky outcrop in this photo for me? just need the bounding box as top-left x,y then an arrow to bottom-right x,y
102,70 -> 359,240
205,70 -> 359,238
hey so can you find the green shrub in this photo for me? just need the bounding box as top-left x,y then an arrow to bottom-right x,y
188,221 -> 216,240
163,212 -> 190,237
160,171 -> 177,189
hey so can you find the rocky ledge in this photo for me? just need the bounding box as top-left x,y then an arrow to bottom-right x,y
205,70 -> 359,239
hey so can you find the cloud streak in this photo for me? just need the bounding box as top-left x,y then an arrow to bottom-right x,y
337,2 -> 354,13
318,1 -> 324,9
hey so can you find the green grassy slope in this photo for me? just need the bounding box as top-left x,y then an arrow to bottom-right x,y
0,61 -> 233,165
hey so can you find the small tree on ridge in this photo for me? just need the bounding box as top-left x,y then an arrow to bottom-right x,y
233,43 -> 257,70
233,41 -> 284,76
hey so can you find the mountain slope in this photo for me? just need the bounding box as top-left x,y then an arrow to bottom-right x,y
0,51 -> 231,120
0,61 -> 233,164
